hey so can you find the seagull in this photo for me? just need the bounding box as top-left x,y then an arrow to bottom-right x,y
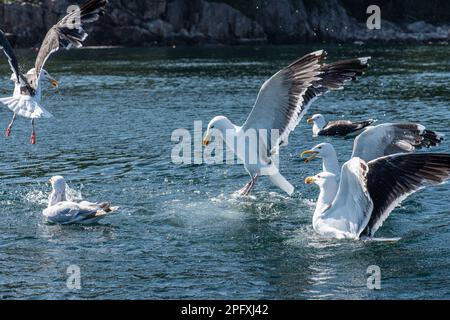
203,50 -> 370,196
304,153 -> 450,239
301,122 -> 444,180
306,113 -> 375,137
43,176 -> 118,225
0,0 -> 108,144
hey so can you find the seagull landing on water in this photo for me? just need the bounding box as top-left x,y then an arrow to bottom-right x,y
203,50 -> 370,196
304,153 -> 450,240
300,122 -> 444,180
306,113 -> 375,137
0,0 -> 108,144
43,176 -> 118,225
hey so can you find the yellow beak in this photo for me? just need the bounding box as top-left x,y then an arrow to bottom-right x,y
49,79 -> 59,87
304,176 -> 315,185
203,137 -> 210,146
307,117 -> 314,124
300,150 -> 319,163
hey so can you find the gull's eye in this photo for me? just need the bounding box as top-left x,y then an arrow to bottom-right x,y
210,126 -> 214,129
318,146 -> 322,149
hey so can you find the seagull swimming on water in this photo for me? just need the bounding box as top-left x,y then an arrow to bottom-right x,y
0,0 -> 108,144
203,50 -> 370,196
304,153 -> 450,239
306,113 -> 375,137
300,122 -> 444,181
43,176 -> 118,225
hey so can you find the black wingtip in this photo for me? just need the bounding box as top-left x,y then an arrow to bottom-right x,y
287,49 -> 327,69
422,130 -> 445,148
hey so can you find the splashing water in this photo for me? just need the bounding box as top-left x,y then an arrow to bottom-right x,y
0,45 -> 449,299
23,184 -> 83,206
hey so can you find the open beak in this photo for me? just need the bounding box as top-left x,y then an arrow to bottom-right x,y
304,176 -> 316,185
307,117 -> 314,124
47,77 -> 59,88
203,136 -> 210,147
300,150 -> 319,163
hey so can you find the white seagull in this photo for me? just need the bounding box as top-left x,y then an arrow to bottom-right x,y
306,113 -> 375,137
43,176 -> 118,225
203,50 -> 370,196
304,153 -> 450,239
301,122 -> 444,180
0,0 -> 108,144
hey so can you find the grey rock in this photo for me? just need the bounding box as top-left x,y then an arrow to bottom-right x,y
1,0 -> 449,47
256,0 -> 312,42
147,19 -> 174,38
407,21 -> 437,33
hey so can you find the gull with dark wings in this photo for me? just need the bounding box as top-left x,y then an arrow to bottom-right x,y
306,113 -> 375,137
304,153 -> 450,239
0,0 -> 108,144
300,122 -> 444,182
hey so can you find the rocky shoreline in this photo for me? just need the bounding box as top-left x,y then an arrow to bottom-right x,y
1,0 -> 449,48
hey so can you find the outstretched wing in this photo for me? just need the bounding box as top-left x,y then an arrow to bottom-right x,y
242,50 -> 369,155
0,29 -> 35,94
0,29 -> 22,83
352,123 -> 444,162
33,0 -> 108,87
361,153 -> 450,237
324,157 -> 374,238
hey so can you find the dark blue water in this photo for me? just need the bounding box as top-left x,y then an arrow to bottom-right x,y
0,44 -> 449,299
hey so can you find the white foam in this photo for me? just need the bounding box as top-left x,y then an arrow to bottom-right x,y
23,183 -> 83,206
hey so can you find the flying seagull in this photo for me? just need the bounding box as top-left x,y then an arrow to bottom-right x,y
0,0 -> 108,144
304,153 -> 450,239
43,176 -> 118,225
203,50 -> 370,196
301,122 -> 444,181
306,113 -> 375,137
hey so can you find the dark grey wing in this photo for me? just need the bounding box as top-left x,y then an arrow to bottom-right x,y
361,153 -> 450,237
352,123 -> 444,162
0,29 -> 22,83
242,50 -> 370,155
34,0 -> 108,86
319,120 -> 355,136
319,119 -> 375,136
0,29 -> 35,94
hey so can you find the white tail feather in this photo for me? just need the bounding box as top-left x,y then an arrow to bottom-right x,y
0,96 -> 53,118
268,172 -> 294,196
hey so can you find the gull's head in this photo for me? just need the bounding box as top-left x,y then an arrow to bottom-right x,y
41,69 -> 59,87
307,114 -> 326,128
203,116 -> 232,146
304,172 -> 336,188
27,68 -> 59,87
48,176 -> 66,193
301,143 -> 335,163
